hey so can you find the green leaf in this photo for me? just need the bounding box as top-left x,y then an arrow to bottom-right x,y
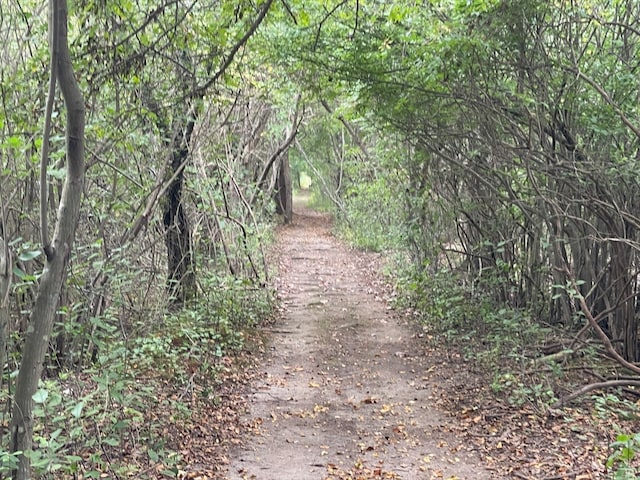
71,401 -> 84,419
621,446 -> 635,461
148,448 -> 159,462
18,250 -> 42,262
298,10 -> 310,27
5,136 -> 22,149
389,5 -> 406,23
13,266 -> 29,280
32,389 -> 49,404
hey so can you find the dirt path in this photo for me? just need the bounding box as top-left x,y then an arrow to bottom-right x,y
227,204 -> 495,480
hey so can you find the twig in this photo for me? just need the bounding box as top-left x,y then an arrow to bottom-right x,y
177,371 -> 198,401
551,380 -> 640,409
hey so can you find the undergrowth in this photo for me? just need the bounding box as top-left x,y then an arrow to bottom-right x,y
394,267 -> 558,409
0,274 -> 274,479
393,263 -> 640,477
338,180 -> 404,252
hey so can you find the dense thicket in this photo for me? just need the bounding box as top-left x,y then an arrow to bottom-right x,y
281,1 -> 640,365
1,0 -> 297,477
4,0 -> 640,476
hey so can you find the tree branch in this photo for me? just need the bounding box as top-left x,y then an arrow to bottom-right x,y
39,0 -> 59,258
320,98 -> 372,164
197,0 -> 275,96
571,68 -> 640,141
551,380 -> 640,409
250,97 -> 304,205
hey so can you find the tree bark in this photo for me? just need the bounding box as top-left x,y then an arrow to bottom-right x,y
0,234 -> 10,386
275,150 -> 293,224
609,241 -> 638,361
163,117 -> 196,304
10,0 -> 85,477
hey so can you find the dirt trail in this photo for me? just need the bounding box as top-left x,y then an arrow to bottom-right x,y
227,203 -> 495,480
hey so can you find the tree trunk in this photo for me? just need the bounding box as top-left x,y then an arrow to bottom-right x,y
0,235 -> 10,386
609,241 -> 638,361
275,151 -> 293,224
10,0 -> 85,478
163,118 -> 196,305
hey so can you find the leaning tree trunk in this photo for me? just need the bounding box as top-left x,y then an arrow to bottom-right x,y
163,118 -> 196,305
10,0 -> 85,478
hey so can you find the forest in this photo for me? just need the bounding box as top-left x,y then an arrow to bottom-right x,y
3,0 -> 640,478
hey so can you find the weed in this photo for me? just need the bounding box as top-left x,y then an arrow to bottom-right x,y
608,432 -> 640,479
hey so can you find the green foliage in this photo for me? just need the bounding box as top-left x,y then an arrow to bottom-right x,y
608,432 -> 640,479
6,0 -> 640,475
398,270 -> 476,338
0,450 -> 22,475
1,271 -> 273,477
491,373 -> 556,408
0,373 -> 168,478
131,274 -> 272,381
338,177 -> 404,252
307,190 -> 335,212
396,267 -> 554,407
595,394 -> 640,422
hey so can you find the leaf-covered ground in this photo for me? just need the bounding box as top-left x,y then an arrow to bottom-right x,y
152,203 -> 638,480
221,206 -> 490,480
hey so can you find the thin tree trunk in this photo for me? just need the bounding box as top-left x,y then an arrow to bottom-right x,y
609,241 -> 638,361
0,234 -> 10,385
275,151 -> 293,224
250,98 -> 303,206
10,1 -> 85,477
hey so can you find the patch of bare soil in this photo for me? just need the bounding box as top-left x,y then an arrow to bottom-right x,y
226,204 -> 494,480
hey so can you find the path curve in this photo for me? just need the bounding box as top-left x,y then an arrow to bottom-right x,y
227,205 -> 494,480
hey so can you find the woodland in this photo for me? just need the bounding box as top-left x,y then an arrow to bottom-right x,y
3,0 -> 640,478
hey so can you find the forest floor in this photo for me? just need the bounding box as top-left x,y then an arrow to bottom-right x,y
175,197 -> 630,479
225,200 -> 492,480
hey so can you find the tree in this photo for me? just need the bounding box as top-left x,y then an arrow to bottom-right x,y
148,0 -> 276,303
10,0 -> 85,477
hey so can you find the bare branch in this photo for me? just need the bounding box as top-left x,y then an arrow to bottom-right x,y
552,380 -> 640,409
197,0 -> 276,96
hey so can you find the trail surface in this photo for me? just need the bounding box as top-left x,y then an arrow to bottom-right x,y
227,203 -> 493,479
